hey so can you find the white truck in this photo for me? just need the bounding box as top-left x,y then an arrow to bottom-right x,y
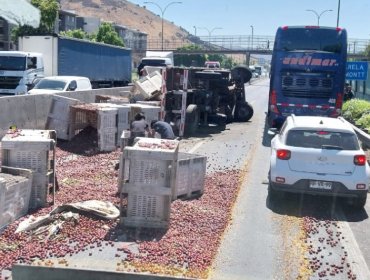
137,51 -> 174,77
0,51 -> 44,95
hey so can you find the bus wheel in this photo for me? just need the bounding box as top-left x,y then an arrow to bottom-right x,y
184,104 -> 199,136
234,101 -> 254,122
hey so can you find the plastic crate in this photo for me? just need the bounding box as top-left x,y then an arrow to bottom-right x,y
48,96 -> 81,121
0,167 -> 32,231
45,117 -> 70,140
98,128 -> 117,152
98,108 -> 118,130
133,71 -> 162,100
29,173 -> 49,209
173,153 -> 207,200
1,130 -> 56,209
122,138 -> 179,189
122,192 -> 171,228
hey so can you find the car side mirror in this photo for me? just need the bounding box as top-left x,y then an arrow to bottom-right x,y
68,81 -> 77,91
268,128 -> 278,136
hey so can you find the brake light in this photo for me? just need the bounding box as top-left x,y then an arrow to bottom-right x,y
336,27 -> 342,32
305,26 -> 320,29
354,155 -> 366,166
282,26 -> 289,30
277,149 -> 291,160
270,90 -> 279,113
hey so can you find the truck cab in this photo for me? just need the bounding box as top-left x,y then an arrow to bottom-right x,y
0,51 -> 44,95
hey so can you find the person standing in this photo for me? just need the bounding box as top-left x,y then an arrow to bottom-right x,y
150,120 -> 175,140
130,113 -> 149,144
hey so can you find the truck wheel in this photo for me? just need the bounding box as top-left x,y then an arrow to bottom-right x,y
234,101 -> 254,122
184,104 -> 199,136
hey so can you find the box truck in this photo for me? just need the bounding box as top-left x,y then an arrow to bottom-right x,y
19,35 -> 132,89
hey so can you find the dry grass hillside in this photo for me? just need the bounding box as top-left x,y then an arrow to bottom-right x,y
60,0 -> 191,46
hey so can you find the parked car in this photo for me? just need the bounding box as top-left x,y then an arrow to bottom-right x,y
28,76 -> 92,94
269,115 -> 370,208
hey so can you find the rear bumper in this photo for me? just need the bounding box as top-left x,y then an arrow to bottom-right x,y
270,180 -> 368,198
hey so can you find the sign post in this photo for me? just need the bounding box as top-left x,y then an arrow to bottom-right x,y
346,62 -> 368,81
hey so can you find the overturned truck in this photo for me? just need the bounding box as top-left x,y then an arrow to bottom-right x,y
163,65 -> 253,136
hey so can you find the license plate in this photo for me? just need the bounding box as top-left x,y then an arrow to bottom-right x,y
309,180 -> 332,190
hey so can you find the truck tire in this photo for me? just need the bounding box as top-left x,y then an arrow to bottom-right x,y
234,101 -> 254,122
184,104 -> 199,136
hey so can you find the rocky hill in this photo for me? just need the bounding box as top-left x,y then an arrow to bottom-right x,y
60,0 -> 192,46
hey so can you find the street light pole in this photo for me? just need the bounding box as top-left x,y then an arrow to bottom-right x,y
199,27 -> 222,49
336,0 -> 341,27
250,25 -> 254,50
305,9 -> 333,26
193,26 -> 197,36
144,1 -> 182,50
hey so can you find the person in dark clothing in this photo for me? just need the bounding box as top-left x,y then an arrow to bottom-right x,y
130,113 -> 149,144
150,120 -> 175,140
344,83 -> 354,101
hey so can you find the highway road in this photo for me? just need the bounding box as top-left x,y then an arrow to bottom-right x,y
180,77 -> 370,280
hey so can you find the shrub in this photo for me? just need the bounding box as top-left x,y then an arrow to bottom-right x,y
342,98 -> 370,123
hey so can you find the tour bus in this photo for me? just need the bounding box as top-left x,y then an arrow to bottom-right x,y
268,26 -> 348,128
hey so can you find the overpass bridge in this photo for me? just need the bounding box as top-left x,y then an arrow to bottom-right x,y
147,35 -> 369,59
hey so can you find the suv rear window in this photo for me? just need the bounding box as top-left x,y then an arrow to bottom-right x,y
286,130 -> 359,150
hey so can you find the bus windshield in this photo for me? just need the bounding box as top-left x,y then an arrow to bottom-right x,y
275,28 -> 343,53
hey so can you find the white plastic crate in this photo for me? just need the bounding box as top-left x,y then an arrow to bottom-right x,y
1,129 -> 56,151
122,192 -> 171,228
133,71 -> 162,100
173,153 -> 207,200
122,138 -> 179,190
45,117 -> 70,140
29,173 -> 49,209
98,108 -> 117,130
116,106 -> 130,128
98,127 -> 117,152
48,96 -> 81,121
1,129 -> 56,209
0,168 -> 32,231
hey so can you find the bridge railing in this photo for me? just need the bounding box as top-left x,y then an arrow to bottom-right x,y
146,35 -> 369,55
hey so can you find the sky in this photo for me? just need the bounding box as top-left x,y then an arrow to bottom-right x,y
128,0 -> 370,39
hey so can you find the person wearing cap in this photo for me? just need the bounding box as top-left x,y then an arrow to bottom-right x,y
150,120 -> 175,140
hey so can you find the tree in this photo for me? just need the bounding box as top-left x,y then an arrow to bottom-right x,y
60,29 -> 88,40
365,44 -> 370,59
175,45 -> 207,67
12,0 -> 59,38
96,23 -> 124,47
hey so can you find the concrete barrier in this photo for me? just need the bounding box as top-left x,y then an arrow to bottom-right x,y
0,87 -> 132,139
12,264 -> 195,280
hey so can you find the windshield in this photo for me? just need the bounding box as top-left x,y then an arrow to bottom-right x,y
0,56 -> 26,71
276,28 -> 343,53
33,79 -> 67,90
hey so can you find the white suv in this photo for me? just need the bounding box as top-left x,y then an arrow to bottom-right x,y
269,115 -> 370,208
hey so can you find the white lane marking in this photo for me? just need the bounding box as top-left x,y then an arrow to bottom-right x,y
338,220 -> 370,279
188,141 -> 205,153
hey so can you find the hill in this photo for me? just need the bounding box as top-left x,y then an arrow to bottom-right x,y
59,0 -> 192,46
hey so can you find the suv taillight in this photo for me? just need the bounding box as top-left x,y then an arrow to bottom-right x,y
354,155 -> 366,166
277,149 -> 291,160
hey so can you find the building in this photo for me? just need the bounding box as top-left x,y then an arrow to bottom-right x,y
76,16 -> 101,34
0,17 -> 14,51
58,10 -> 77,33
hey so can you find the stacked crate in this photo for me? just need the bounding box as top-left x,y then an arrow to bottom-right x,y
173,153 -> 207,200
97,107 -> 118,152
69,103 -> 131,151
46,96 -> 82,140
1,129 -> 56,209
120,137 -> 179,228
0,167 -> 33,232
